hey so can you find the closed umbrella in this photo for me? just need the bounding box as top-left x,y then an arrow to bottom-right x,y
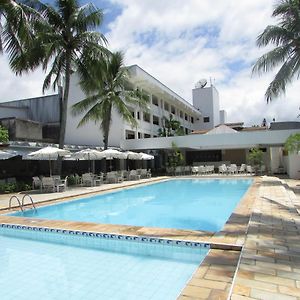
27,146 -> 70,176
73,148 -> 104,173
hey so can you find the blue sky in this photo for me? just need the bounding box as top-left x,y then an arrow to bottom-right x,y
0,0 -> 299,125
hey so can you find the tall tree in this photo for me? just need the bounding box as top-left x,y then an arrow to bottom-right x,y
71,51 -> 149,149
9,0 -> 108,150
253,0 -> 300,102
158,114 -> 184,137
0,0 -> 40,61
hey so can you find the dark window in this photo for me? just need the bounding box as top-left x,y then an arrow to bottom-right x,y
143,113 -> 150,123
191,117 -> 194,123
144,134 -> 151,138
204,117 -> 210,123
125,130 -> 135,140
179,111 -> 183,118
137,111 -> 140,119
153,115 -> 159,125
185,114 -> 188,121
171,106 -> 176,114
164,102 -> 169,111
185,128 -> 189,134
130,111 -> 135,118
152,95 -> 159,106
138,132 -> 142,139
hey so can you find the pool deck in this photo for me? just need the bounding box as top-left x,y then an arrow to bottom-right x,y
0,175 -> 300,299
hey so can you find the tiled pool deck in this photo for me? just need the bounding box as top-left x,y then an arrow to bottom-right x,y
0,176 -> 299,299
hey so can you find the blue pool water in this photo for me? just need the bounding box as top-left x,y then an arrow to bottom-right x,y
12,179 -> 252,231
0,226 -> 208,300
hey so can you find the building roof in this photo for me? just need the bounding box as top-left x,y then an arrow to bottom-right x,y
206,124 -> 238,135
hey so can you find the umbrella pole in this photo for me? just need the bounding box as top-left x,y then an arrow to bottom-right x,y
49,159 -> 52,177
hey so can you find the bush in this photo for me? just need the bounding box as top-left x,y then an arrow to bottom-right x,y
67,175 -> 77,186
0,125 -> 9,143
0,182 -> 31,194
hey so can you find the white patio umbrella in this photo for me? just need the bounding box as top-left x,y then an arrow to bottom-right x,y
73,148 -> 104,173
100,149 -> 127,171
124,151 -> 142,170
0,150 -> 19,160
139,152 -> 155,160
100,149 -> 128,160
27,146 -> 71,176
124,151 -> 142,160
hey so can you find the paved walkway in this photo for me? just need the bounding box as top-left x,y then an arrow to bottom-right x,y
231,177 -> 300,300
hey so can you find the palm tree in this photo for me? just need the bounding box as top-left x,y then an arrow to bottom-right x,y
0,0 -> 40,60
158,114 -> 184,136
9,0 -> 108,150
253,0 -> 300,102
71,51 -> 149,149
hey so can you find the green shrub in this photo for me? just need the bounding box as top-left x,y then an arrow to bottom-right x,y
0,125 -> 9,143
67,175 -> 77,186
0,182 -> 31,194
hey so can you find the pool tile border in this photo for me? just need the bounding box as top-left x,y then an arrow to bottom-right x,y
0,223 -> 210,249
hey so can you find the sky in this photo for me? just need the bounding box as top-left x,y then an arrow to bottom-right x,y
0,0 -> 299,126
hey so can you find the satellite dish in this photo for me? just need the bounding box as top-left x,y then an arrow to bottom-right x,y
195,79 -> 207,89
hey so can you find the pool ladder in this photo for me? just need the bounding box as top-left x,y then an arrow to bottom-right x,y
9,194 -> 37,212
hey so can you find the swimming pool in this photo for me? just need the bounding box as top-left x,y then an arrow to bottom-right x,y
0,224 -> 208,300
12,179 -> 252,231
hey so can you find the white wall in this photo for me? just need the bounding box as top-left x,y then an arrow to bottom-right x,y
192,85 -> 220,130
269,147 -> 283,173
286,153 -> 300,179
65,74 -> 124,147
121,129 -> 300,151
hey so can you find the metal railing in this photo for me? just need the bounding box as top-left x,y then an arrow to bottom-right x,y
8,194 -> 36,212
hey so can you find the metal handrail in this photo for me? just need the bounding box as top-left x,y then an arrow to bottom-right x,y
21,194 -> 36,211
9,195 -> 24,212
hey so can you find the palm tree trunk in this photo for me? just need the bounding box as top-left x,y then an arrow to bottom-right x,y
59,53 -> 71,149
57,53 -> 71,174
102,104 -> 112,150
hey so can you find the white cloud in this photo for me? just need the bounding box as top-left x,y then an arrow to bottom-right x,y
0,0 -> 299,126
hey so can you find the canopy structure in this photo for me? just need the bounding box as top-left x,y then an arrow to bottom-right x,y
0,150 -> 19,160
139,152 -> 155,160
206,124 -> 238,135
72,148 -> 104,173
27,146 -> 71,176
100,149 -> 127,160
124,151 -> 142,160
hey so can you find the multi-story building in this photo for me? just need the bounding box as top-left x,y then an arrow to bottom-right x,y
0,64 -> 299,178
65,65 -> 203,147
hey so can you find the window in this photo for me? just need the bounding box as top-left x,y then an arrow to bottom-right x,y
144,133 -> 151,138
125,130 -> 135,140
152,95 -> 159,106
171,106 -> 176,115
164,102 -> 169,112
153,115 -> 159,126
185,128 -> 189,134
179,111 -> 183,119
191,117 -> 194,124
143,112 -> 150,123
138,132 -> 142,139
185,113 -> 188,121
203,117 -> 210,123
137,111 -> 140,120
130,110 -> 135,118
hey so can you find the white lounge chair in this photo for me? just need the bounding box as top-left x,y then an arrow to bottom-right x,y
129,170 -> 141,180
219,164 -> 227,174
56,176 -> 68,192
246,165 -> 254,175
81,173 -> 94,186
41,177 -> 56,193
191,166 -> 199,175
238,164 -> 246,174
32,176 -> 42,190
